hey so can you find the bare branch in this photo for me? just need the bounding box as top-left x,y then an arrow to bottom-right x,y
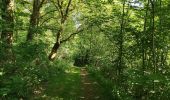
51,0 -> 63,17
39,17 -> 58,26
64,0 -> 72,19
60,28 -> 83,44
57,0 -> 64,18
39,10 -> 58,19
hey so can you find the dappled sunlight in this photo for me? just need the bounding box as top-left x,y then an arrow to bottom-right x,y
1,0 -> 169,99
84,82 -> 92,85
65,66 -> 81,74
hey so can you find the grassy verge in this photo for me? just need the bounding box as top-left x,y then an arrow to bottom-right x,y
35,67 -> 82,100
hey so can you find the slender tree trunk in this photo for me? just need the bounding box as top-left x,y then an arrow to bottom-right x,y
159,0 -> 165,69
142,0 -> 149,75
27,0 -> 45,41
118,0 -> 125,76
150,0 -> 156,73
150,1 -> 157,99
1,0 -> 14,62
138,1 -> 150,99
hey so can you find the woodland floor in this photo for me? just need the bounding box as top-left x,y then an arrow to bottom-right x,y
34,67 -> 113,100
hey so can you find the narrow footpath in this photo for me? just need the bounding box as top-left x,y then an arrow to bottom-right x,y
34,67 -> 113,100
80,67 -> 109,100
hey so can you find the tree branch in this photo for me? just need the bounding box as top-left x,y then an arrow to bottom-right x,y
50,0 -> 63,17
39,0 -> 46,8
39,17 -> 58,26
60,28 -> 83,44
39,10 -> 58,19
56,0 -> 64,18
64,0 -> 72,19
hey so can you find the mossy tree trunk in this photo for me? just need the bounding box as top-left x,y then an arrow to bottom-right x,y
1,0 -> 14,62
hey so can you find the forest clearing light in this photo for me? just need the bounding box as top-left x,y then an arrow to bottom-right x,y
130,0 -> 144,9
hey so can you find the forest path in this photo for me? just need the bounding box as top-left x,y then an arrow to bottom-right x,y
36,67 -> 112,100
80,67 -> 104,100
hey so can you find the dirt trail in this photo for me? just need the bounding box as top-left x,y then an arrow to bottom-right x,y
80,67 -> 103,100
35,67 -> 113,100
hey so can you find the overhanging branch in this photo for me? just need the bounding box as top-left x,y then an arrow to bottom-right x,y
60,28 -> 84,44
39,17 -> 58,26
39,10 -> 58,19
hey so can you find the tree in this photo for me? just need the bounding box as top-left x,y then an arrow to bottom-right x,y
117,0 -> 126,78
1,0 -> 14,61
27,0 -> 45,41
48,0 -> 84,61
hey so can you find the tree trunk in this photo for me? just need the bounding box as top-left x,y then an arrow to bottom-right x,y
117,0 -> 125,76
27,0 -> 45,41
150,0 -> 156,73
48,0 -> 72,61
48,27 -> 63,60
142,0 -> 149,75
1,0 -> 14,62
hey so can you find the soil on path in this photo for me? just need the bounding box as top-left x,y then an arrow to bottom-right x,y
80,67 -> 100,100
79,67 -> 112,100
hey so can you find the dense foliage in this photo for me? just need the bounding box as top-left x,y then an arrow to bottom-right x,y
0,0 -> 170,99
